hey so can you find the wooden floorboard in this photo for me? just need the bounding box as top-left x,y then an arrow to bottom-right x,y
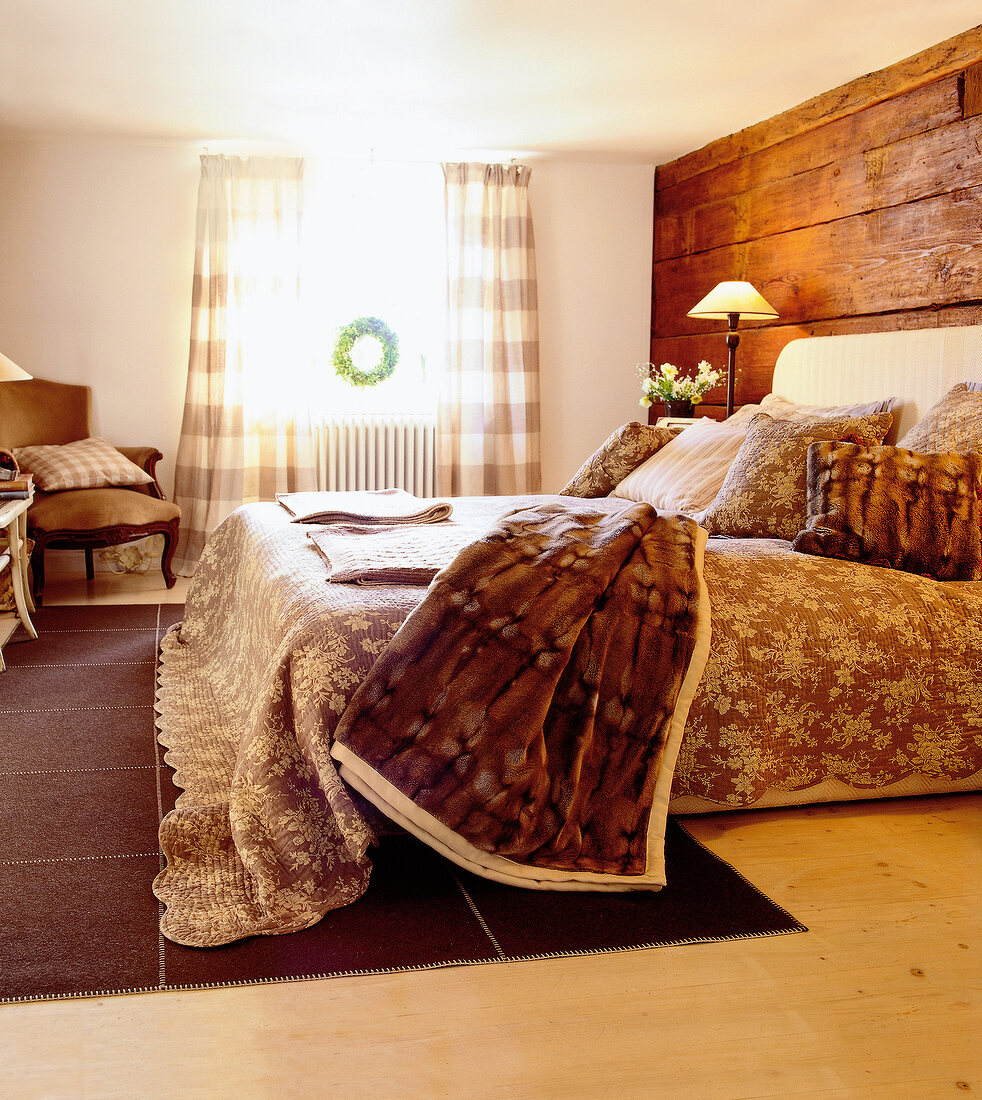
1,792 -> 977,1099
2,572 -> 978,1098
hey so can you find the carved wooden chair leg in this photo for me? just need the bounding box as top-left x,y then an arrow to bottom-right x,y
160,521 -> 179,589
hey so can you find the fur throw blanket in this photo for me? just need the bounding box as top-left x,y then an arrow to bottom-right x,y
332,501 -> 711,890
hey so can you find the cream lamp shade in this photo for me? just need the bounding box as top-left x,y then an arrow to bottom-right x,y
687,280 -> 778,417
0,350 -> 32,381
687,280 -> 779,320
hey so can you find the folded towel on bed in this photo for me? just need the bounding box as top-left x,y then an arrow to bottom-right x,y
278,488 -> 453,525
307,522 -> 482,584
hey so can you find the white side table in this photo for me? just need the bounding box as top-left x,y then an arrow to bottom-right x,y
0,487 -> 38,671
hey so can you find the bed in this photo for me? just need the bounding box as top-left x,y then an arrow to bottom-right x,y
154,326 -> 982,946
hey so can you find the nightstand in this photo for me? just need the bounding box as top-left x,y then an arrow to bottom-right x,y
0,488 -> 38,670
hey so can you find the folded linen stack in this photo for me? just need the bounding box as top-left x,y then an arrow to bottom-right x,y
277,487 -> 453,525
307,521 -> 484,585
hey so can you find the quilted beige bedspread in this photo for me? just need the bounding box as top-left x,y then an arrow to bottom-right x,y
154,496 -> 572,946
155,496 -> 982,946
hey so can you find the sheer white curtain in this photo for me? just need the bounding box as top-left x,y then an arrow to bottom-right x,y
173,155 -> 316,574
438,162 -> 541,496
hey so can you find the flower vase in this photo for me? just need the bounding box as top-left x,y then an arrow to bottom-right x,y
664,400 -> 694,418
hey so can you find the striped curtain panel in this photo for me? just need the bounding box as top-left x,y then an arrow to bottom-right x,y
172,155 -> 316,574
438,163 -> 541,496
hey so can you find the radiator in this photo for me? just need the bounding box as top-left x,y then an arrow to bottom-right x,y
315,414 -> 437,497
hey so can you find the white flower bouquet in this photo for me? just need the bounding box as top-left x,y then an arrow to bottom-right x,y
638,360 -> 722,408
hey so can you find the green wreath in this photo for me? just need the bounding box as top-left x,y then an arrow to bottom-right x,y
332,316 -> 399,388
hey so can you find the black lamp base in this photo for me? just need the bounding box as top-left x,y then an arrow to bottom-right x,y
725,313 -> 740,418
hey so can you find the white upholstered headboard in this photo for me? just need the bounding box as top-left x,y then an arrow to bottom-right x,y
771,326 -> 982,441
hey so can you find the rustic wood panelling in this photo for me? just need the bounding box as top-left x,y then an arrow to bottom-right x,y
654,183 -> 982,328
657,25 -> 982,189
649,24 -> 982,422
963,61 -> 982,117
654,77 -> 964,259
655,85 -> 979,260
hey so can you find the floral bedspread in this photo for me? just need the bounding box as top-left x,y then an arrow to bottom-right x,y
154,497 -> 982,946
154,496 -> 557,946
676,537 -> 982,806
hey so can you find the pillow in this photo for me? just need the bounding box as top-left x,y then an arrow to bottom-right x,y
12,437 -> 153,492
791,442 -> 981,581
612,417 -> 748,515
761,392 -> 901,418
898,384 -> 982,453
726,402 -> 764,424
560,422 -> 678,497
761,392 -> 903,444
700,411 -> 893,540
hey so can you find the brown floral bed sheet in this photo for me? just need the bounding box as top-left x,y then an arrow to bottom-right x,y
155,497 -> 982,945
675,536 -> 982,808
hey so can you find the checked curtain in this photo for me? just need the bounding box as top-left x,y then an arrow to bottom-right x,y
438,163 -> 541,496
172,155 -> 316,575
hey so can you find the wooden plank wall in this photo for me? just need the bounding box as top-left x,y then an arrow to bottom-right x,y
649,24 -> 982,421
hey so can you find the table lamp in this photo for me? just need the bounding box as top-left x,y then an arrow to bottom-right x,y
0,351 -> 32,381
687,281 -> 778,417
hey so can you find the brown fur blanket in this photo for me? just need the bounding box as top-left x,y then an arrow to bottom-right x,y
332,501 -> 711,890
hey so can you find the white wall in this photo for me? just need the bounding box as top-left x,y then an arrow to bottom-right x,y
0,137 -> 654,499
531,161 -> 655,492
0,136 -> 199,498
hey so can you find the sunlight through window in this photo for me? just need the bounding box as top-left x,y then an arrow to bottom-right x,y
301,160 -> 445,417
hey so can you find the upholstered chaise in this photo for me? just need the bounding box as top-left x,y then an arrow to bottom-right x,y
0,378 -> 180,604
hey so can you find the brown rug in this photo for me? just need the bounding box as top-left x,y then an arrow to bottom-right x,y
0,603 -> 805,1003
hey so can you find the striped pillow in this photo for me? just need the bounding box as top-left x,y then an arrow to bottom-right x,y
13,437 -> 153,492
612,417 -> 748,515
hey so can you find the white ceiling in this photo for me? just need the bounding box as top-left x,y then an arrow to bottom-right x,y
2,1 -> 980,163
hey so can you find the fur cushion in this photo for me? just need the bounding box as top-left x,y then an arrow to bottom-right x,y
791,442 -> 982,581
700,411 -> 893,541
559,422 -> 677,497
898,383 -> 982,453
12,437 -> 153,492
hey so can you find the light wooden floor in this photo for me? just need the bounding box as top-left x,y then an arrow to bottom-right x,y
2,567 -> 980,1099
31,556 -> 193,607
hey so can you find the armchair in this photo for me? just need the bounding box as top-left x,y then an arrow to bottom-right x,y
0,378 -> 180,605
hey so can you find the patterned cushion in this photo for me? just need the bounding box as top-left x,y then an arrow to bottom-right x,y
12,437 -> 153,492
612,417 -> 748,515
701,411 -> 893,540
898,384 -> 982,453
791,442 -> 982,581
560,422 -> 677,497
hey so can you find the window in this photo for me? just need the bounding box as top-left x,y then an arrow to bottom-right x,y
301,160 -> 445,416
